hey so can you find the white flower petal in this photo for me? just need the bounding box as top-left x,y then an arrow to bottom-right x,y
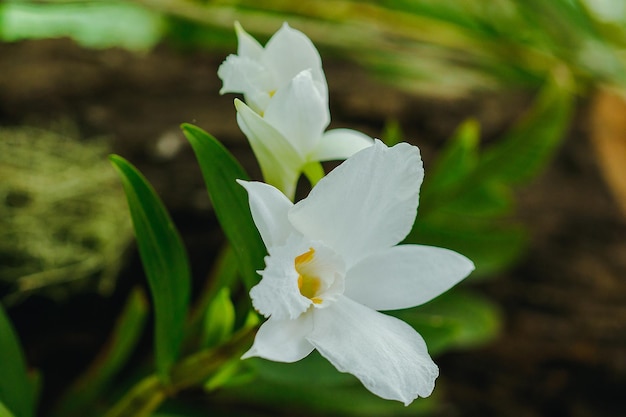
345,245 -> 475,311
235,99 -> 303,198
308,296 -> 438,404
249,234 -> 312,320
217,55 -> 270,96
219,22 -> 328,113
234,21 -> 263,59
289,140 -> 424,267
237,180 -> 295,249
263,23 -> 327,96
217,23 -> 270,112
264,70 -> 330,157
242,312 -> 314,362
311,128 -> 374,161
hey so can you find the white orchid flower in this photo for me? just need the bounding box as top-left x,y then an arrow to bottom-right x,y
235,69 -> 373,199
237,140 -> 475,405
218,22 -> 327,114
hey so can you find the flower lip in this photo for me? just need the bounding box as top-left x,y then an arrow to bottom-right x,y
293,243 -> 345,309
293,246 -> 345,306
295,247 -> 323,303
249,235 -> 346,320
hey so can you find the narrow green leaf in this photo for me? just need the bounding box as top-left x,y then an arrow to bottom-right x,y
101,374 -> 164,417
214,379 -> 436,417
203,359 -> 246,392
201,288 -> 235,349
187,245 -> 239,337
0,304 -> 36,417
381,118 -> 403,146
0,401 -> 16,417
411,79 -> 569,279
391,290 -> 502,355
409,218 -> 527,277
181,123 -> 265,290
51,287 -> 149,417
422,118 -> 480,197
152,399 -> 258,417
436,181 -> 515,218
247,350 -> 355,388
110,155 -> 191,381
476,76 -> 574,185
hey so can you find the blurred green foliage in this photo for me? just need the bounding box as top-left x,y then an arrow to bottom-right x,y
3,0 -> 625,94
0,1 -> 163,50
408,73 -> 574,277
51,288 -> 149,417
0,127 -> 133,305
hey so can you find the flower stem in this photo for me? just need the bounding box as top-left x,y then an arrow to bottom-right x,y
303,161 -> 325,187
103,327 -> 256,417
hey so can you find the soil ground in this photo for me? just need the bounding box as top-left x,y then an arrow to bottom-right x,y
1,38 -> 625,417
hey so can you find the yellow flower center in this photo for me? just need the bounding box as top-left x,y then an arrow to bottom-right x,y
295,248 -> 323,304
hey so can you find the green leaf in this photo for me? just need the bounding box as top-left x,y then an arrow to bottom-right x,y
214,378 -> 436,417
475,75 -> 574,185
203,359 -> 250,392
0,304 -> 36,417
391,290 -> 501,355
201,288 -> 235,349
435,181 -> 515,218
51,287 -> 149,417
409,218 -> 527,278
246,350 -> 356,388
411,78 -> 570,278
420,119 -> 513,218
381,118 -> 403,146
110,155 -> 191,381
182,123 -> 265,290
0,401 -> 16,417
187,245 -> 239,340
422,118 -> 480,197
152,399 -> 258,417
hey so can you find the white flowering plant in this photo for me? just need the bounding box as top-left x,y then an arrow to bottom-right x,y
0,20 -> 573,417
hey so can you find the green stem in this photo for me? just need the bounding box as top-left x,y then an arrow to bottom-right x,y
302,161 -> 325,188
103,327 -> 256,417
102,375 -> 164,417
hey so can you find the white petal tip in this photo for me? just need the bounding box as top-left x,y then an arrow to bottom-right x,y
234,21 -> 246,36
458,254 -> 476,278
468,257 -> 476,270
241,347 -> 256,360
234,98 -> 249,113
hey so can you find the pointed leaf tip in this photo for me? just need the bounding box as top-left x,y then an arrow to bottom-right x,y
110,155 -> 191,381
181,124 -> 266,290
